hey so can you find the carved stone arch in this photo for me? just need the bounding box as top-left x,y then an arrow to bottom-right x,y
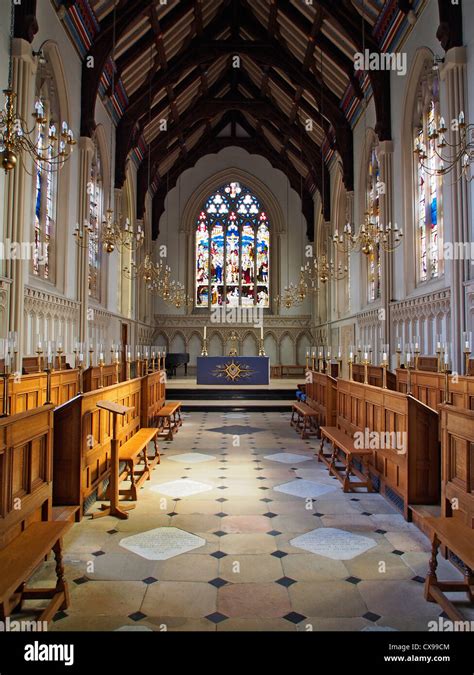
170,330 -> 187,353
279,330 -> 295,366
177,162 -> 287,316
208,330 -> 224,357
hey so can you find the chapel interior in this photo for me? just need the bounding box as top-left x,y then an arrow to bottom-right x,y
0,0 -> 474,635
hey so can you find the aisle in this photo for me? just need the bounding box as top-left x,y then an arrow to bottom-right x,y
35,412 -> 467,631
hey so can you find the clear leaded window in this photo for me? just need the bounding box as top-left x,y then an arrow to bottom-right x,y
195,182 -> 270,308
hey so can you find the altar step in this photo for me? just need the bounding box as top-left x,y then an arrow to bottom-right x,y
179,400 -> 293,412
166,387 -> 295,401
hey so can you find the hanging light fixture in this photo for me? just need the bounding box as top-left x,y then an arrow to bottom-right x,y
101,3 -> 144,254
0,7 -> 75,173
414,110 -> 474,183
304,44 -> 348,292
332,2 -> 402,258
168,175 -> 191,308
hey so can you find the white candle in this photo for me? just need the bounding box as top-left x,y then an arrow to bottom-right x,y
465,341 -> 470,350
382,352 -> 387,362
349,351 -> 353,360
79,352 -> 84,363
436,341 -> 442,351
306,351 -> 310,357
260,325 -> 263,340
414,342 -> 419,351
364,352 -> 368,361
204,326 -> 207,339
444,351 -> 449,365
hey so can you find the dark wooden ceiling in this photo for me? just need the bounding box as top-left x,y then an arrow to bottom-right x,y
43,0 -> 461,238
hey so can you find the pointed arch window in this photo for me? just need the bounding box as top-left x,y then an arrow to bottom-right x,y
414,75 -> 442,283
32,82 -> 58,281
88,141 -> 103,299
367,145 -> 381,303
195,182 -> 270,308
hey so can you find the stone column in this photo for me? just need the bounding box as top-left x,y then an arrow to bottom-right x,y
3,39 -> 37,362
441,47 -> 469,372
76,136 -> 94,344
377,140 -> 394,349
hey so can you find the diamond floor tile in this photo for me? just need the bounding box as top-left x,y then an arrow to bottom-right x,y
264,453 -> 313,464
168,453 -> 217,464
150,479 -> 214,498
119,527 -> 205,560
273,480 -> 338,499
290,528 -> 377,560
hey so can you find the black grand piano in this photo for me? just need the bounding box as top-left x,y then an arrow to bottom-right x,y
165,352 -> 190,378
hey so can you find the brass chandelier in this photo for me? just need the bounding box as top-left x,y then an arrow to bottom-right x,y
332,212 -> 403,256
414,111 -> 474,183
304,252 -> 348,292
0,7 -> 75,173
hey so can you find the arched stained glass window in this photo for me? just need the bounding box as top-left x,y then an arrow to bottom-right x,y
195,182 -> 270,308
88,141 -> 103,299
414,75 -> 442,283
367,145 -> 381,303
33,87 -> 57,281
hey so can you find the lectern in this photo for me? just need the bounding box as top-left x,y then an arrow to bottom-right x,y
92,400 -> 135,520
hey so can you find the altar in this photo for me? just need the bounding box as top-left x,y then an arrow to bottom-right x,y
196,356 -> 270,385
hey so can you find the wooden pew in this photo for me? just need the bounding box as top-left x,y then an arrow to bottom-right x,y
396,369 -> 474,411
157,401 -> 183,440
290,401 -> 319,438
0,406 -> 71,623
53,373 -> 165,519
439,404 -> 474,528
0,369 -> 79,415
141,369 -> 166,427
304,370 -> 337,432
83,364 -> 122,392
321,379 -> 440,518
424,516 -> 474,621
352,363 -> 397,390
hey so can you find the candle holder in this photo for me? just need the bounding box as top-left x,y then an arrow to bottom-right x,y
77,360 -> 84,394
56,346 -> 64,371
36,347 -> 44,373
405,355 -> 413,395
89,347 -> 94,369
45,367 -> 53,405
443,362 -> 451,404
1,363 -> 11,417
348,355 -> 354,382
463,331 -> 472,375
258,338 -> 265,356
201,339 -> 208,357
114,354 -> 120,384
325,349 -> 331,375
305,353 -> 310,371
363,358 -> 369,385
311,352 -> 316,371
318,350 -> 324,373
126,352 -> 131,381
414,339 -> 421,371
98,355 -> 105,388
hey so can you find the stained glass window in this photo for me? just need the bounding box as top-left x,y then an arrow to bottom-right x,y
367,145 -> 381,303
33,97 -> 56,280
414,75 -> 442,283
88,142 -> 103,299
195,182 -> 270,308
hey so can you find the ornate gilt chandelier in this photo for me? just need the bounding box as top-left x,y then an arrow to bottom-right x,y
414,111 -> 474,182
332,212 -> 403,256
0,9 -> 75,174
304,252 -> 348,291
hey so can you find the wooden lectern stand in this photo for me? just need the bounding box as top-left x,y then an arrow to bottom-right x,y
92,400 -> 135,520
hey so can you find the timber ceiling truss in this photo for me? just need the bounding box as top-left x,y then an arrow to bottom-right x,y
51,0 -> 443,240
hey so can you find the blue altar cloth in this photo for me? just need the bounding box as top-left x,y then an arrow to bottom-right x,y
196,356 -> 270,385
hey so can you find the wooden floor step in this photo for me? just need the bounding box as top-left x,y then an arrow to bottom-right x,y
52,505 -> 80,522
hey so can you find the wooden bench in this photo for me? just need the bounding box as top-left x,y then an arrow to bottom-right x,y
0,521 -> 71,623
424,516 -> 474,621
117,427 -> 160,501
291,401 -> 319,438
319,426 -> 373,493
157,401 -> 182,440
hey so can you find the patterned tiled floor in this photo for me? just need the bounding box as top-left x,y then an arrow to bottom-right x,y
30,411 -> 472,632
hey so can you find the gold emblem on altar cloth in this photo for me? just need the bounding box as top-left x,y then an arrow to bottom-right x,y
211,360 -> 257,382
